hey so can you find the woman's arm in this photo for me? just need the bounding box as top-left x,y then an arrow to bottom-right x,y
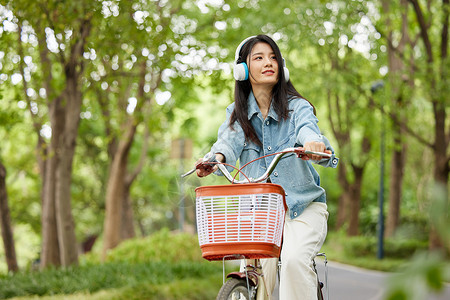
293,99 -> 338,167
196,103 -> 246,177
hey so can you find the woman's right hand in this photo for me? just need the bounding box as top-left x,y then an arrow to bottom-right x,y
195,153 -> 225,177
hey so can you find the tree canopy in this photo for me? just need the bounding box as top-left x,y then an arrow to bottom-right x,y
0,0 -> 448,272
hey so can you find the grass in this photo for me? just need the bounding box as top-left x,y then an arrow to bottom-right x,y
0,261 -> 224,299
8,276 -> 224,300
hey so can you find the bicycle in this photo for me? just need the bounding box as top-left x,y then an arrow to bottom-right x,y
183,147 -> 332,300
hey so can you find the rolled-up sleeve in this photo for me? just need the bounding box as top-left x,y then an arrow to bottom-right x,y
210,103 -> 245,174
293,99 -> 339,168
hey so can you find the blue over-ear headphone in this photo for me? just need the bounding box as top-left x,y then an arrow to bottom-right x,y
233,36 -> 290,82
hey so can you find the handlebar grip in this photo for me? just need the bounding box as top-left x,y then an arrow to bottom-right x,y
304,150 -> 332,158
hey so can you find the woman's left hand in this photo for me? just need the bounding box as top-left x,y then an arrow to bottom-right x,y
303,141 -> 329,161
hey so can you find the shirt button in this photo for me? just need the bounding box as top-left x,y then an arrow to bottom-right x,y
267,146 -> 272,151
273,171 -> 278,177
294,212 -> 298,217
266,120 -> 270,125
332,158 -> 338,165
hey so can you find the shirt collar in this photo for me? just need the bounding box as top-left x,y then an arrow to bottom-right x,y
247,91 -> 280,121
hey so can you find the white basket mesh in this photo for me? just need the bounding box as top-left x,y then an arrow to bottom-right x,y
196,192 -> 285,247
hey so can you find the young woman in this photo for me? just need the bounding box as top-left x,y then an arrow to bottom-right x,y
196,34 -> 338,300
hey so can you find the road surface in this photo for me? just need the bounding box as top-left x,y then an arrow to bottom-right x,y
271,260 -> 450,300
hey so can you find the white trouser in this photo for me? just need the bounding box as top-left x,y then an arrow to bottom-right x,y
240,202 -> 329,300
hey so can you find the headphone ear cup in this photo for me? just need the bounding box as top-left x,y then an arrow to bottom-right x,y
283,66 -> 289,82
234,62 -> 249,81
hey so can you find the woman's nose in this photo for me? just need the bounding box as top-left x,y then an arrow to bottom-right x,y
264,57 -> 272,66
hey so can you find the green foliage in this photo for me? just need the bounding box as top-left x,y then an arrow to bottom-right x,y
384,184 -> 450,299
0,261 -> 221,299
322,230 -> 432,272
385,252 -> 450,300
111,277 -> 222,300
4,276 -> 223,300
1,0 -> 448,282
342,235 -> 428,258
0,230 -> 222,299
102,229 -> 204,264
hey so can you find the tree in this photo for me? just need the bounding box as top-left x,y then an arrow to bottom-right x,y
406,0 -> 449,249
278,1 -> 378,235
378,0 -> 411,237
324,50 -> 376,235
374,0 -> 449,247
80,0 -> 221,256
0,160 -> 18,273
5,0 -> 98,267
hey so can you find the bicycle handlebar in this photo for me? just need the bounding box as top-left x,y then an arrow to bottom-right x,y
182,147 -> 334,184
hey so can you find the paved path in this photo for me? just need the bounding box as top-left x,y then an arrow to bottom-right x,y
271,260 -> 450,300
317,261 -> 386,300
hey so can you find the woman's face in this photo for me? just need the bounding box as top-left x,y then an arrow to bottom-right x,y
247,42 -> 279,88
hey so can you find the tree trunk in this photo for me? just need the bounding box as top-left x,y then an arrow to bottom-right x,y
41,162 -> 61,268
326,88 -> 371,235
347,166 -> 364,236
0,162 -> 19,272
385,139 -> 406,237
429,101 -> 449,250
120,188 -> 136,240
54,75 -> 82,267
40,16 -> 91,268
101,61 -> 154,255
335,163 -> 350,229
41,97 -> 63,268
102,153 -> 126,257
102,120 -> 137,259
334,160 -> 366,236
383,0 -> 409,238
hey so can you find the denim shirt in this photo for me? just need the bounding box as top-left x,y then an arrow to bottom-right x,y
210,91 -> 338,219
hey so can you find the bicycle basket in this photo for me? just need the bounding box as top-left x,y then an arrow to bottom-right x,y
195,183 -> 286,261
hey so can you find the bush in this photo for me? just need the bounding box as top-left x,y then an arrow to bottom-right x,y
384,239 -> 428,258
342,236 -> 377,257
395,213 -> 429,241
0,230 -> 222,299
0,261 -> 222,299
342,235 -> 428,258
104,228 -> 203,264
109,276 -> 223,300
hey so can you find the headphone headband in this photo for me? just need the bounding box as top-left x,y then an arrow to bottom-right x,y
234,36 -> 256,62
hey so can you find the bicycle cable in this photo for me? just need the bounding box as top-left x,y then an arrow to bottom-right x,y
206,161 -> 251,183
232,150 -> 298,182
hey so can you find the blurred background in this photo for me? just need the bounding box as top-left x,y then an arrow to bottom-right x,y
0,0 -> 448,299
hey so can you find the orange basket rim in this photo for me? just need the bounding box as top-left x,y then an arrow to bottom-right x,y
195,183 -> 286,197
200,242 -> 281,261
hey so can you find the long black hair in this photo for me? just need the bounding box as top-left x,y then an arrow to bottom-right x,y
229,34 -> 315,146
